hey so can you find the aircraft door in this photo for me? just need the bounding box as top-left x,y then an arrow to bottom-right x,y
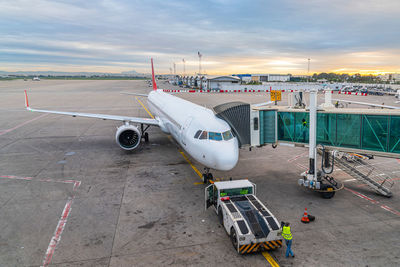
181,117 -> 193,146
205,184 -> 215,210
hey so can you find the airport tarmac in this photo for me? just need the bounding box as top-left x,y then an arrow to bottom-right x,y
0,79 -> 399,266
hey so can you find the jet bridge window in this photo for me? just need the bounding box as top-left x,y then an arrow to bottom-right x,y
199,131 -> 208,139
222,130 -> 233,141
194,130 -> 202,139
209,132 -> 223,141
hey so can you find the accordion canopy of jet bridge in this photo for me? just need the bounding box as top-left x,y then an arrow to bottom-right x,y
213,102 -> 251,147
252,106 -> 400,158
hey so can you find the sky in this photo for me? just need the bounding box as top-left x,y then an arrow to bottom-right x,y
0,0 -> 399,75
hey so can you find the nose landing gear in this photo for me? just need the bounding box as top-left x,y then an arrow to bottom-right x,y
203,168 -> 214,184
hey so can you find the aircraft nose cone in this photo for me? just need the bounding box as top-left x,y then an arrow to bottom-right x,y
214,142 -> 239,171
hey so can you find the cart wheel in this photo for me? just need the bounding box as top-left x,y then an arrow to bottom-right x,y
320,185 -> 335,199
218,207 -> 223,225
230,227 -> 238,250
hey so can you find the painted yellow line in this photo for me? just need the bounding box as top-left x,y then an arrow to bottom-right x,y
178,149 -> 203,179
262,251 -> 280,267
135,97 -> 203,182
135,97 -> 154,119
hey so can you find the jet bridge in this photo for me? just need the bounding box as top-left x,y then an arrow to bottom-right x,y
250,102 -> 400,197
252,107 -> 400,157
213,97 -> 400,198
213,101 -> 400,156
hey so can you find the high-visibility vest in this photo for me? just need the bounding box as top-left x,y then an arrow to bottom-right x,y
282,226 -> 292,240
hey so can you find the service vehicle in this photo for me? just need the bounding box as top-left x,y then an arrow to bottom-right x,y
205,179 -> 283,254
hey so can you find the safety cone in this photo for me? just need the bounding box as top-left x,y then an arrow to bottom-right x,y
301,208 -> 310,223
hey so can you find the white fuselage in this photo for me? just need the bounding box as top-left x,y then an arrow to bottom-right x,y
147,90 -> 239,171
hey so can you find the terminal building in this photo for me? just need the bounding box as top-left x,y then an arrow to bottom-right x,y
251,74 -> 291,82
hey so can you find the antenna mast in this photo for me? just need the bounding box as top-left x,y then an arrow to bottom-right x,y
182,58 -> 186,75
198,51 -> 202,75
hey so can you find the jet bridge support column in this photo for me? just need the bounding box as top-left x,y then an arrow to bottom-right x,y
298,89 -> 338,198
308,89 -> 317,179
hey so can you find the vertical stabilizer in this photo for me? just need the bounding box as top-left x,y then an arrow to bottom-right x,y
151,58 -> 157,90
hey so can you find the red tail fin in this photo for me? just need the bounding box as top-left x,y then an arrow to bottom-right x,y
24,90 -> 30,108
151,58 -> 157,90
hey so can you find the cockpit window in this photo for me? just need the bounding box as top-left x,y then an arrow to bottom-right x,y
199,131 -> 208,139
222,130 -> 233,141
194,130 -> 202,139
209,132 -> 223,141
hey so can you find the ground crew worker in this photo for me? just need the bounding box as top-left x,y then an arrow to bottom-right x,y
282,222 -> 294,258
301,118 -> 307,142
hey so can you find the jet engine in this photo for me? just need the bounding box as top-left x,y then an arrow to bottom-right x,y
115,124 -> 141,150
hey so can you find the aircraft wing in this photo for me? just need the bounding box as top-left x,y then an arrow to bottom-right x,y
25,90 -> 159,126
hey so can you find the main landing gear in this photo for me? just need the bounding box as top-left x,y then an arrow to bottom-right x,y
140,123 -> 150,142
203,168 -> 214,184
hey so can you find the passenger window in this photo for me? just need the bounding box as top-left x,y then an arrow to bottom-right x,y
222,130 -> 233,141
199,131 -> 208,139
209,132 -> 223,141
194,130 -> 202,138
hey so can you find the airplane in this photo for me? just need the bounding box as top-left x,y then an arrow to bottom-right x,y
24,59 -> 239,182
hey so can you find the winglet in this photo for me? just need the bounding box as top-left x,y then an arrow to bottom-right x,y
24,90 -> 30,109
151,58 -> 157,90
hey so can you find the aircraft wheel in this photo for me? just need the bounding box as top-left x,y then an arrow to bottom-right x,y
144,132 -> 149,142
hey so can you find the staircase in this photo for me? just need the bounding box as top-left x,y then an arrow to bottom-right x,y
334,154 -> 394,197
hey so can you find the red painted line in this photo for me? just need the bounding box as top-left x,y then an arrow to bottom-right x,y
73,181 -> 81,191
356,178 -> 400,187
0,113 -> 48,136
294,163 -> 307,170
344,187 -> 378,203
345,184 -> 399,216
380,205 -> 400,216
42,197 -> 74,267
288,151 -> 308,162
396,159 -> 400,164
0,174 -> 81,266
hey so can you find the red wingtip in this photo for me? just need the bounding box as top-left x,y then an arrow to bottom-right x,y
24,90 -> 29,108
151,58 -> 157,90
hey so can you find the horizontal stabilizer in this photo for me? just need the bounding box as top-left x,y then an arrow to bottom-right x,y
120,92 -> 148,97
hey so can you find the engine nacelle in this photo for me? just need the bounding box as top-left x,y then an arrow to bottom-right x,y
115,124 -> 141,150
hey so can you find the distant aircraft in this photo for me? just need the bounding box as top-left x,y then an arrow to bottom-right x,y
25,59 -> 239,181
32,77 -> 40,81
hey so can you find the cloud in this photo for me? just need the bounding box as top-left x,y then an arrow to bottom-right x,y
0,0 -> 399,74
